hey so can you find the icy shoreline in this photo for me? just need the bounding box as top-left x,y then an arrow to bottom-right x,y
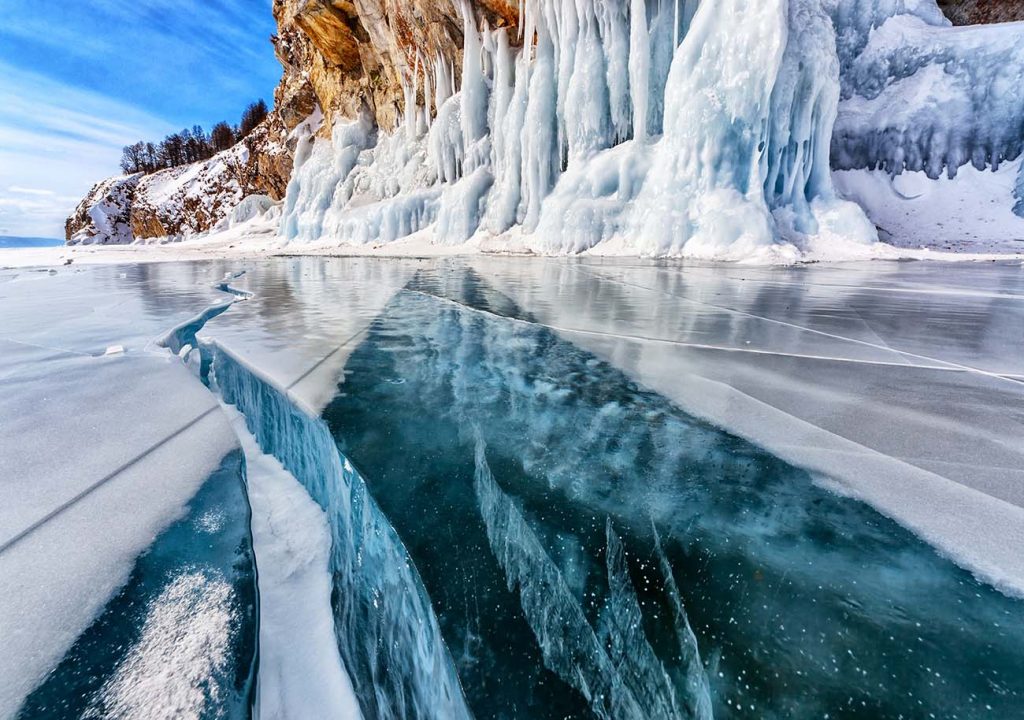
4,219 -> 1023,270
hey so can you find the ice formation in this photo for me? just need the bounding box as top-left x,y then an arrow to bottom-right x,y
1015,162 -> 1024,217
280,0 -> 887,258
473,441 -> 712,720
822,0 -> 1024,242
831,5 -> 1024,180
213,346 -> 472,720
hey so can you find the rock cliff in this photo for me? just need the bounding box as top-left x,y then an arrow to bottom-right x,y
271,0 -> 518,133
938,0 -> 1024,25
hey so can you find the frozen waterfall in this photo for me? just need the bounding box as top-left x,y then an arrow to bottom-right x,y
278,0 -> 1020,256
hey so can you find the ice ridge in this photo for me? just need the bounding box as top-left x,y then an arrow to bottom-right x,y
474,437 -> 713,719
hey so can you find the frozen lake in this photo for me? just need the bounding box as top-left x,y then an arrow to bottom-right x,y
1,257 -> 1022,719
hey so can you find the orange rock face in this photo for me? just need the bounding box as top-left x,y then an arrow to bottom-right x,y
938,0 -> 1024,24
273,0 -> 520,132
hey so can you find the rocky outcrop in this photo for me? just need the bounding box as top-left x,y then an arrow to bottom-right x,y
65,174 -> 142,245
939,0 -> 1024,25
272,0 -> 519,132
66,113 -> 294,244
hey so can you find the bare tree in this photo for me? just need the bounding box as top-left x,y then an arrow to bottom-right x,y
210,121 -> 236,152
238,99 -> 269,139
120,142 -> 146,174
119,98 -> 269,175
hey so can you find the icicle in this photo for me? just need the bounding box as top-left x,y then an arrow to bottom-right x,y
629,0 -> 650,141
564,0 -> 612,162
485,35 -> 529,233
1015,162 -> 1024,218
460,0 -> 489,147
521,20 -> 558,231
673,0 -> 680,49
278,0 -> 881,257
434,53 -> 453,112
403,56 -> 422,142
490,29 -> 515,171
421,59 -> 433,133
596,0 -> 632,144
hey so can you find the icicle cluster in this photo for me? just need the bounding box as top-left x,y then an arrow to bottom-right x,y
280,0 -> 877,258
822,0 -> 1024,189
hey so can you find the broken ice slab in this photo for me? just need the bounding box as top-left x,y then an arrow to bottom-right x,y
0,266 -> 257,718
195,257 -> 417,414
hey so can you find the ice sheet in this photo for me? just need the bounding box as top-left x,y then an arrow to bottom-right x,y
472,256 -> 1024,594
3,254 -> 1023,718
0,265 -> 245,714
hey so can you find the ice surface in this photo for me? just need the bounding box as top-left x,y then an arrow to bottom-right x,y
323,260 -> 1024,717
195,258 -> 417,414
473,441 -> 710,720
17,451 -> 257,720
473,257 -> 1024,593
0,264 -> 256,716
4,255 -> 1023,719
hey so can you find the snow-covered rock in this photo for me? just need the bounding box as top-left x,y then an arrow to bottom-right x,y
66,116 -> 294,245
65,174 -> 142,245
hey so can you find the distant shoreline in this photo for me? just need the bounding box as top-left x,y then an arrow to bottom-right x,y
0,236 -> 64,249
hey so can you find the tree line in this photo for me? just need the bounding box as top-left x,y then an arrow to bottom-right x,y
120,100 -> 269,175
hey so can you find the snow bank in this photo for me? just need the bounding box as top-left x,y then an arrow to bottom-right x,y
834,158 -> 1024,251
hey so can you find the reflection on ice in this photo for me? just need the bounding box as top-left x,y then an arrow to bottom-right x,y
324,263 -> 1024,718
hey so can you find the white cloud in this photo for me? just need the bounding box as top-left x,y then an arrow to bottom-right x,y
7,186 -> 55,196
0,62 -> 172,238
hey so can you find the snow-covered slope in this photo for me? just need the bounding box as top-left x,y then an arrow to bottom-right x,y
66,118 -> 294,245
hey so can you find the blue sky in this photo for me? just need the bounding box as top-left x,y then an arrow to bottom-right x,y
0,0 -> 281,238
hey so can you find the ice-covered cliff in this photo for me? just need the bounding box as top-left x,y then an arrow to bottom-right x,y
67,0 -> 1024,256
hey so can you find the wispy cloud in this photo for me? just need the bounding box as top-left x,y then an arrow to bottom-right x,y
0,0 -> 279,237
0,62 -> 172,238
8,186 -> 55,196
